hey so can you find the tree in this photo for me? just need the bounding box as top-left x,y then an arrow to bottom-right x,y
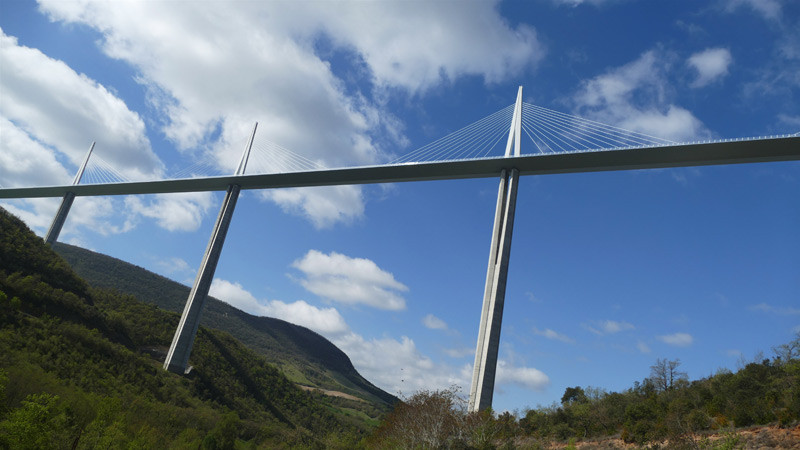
561,386 -> 587,405
649,358 -> 687,392
370,387 -> 466,448
772,331 -> 800,365
0,393 -> 72,449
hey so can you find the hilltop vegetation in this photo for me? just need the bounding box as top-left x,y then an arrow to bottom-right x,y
0,207 -> 370,448
514,349 -> 800,447
366,340 -> 800,449
53,242 -> 396,414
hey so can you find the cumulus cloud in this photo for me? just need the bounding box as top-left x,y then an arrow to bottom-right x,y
423,314 -> 449,331
292,250 -> 408,310
314,2 -> 544,93
533,327 -> 575,343
657,332 -> 694,347
572,50 -> 708,141
37,0 -> 543,227
724,0 -> 782,21
209,279 -> 349,335
336,332 -> 467,395
688,48 -> 733,88
0,117 -> 72,188
0,30 -> 172,239
584,320 -> 635,335
0,30 -> 162,180
495,360 -> 551,391
125,192 -> 215,232
265,186 -> 365,230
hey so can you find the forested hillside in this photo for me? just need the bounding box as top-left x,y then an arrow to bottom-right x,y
53,242 -> 397,413
0,207 -> 370,448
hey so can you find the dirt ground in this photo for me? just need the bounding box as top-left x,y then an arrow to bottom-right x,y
515,424 -> 800,449
296,384 -> 365,403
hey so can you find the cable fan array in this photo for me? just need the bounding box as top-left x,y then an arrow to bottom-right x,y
520,104 -> 676,153
390,103 -> 678,164
79,153 -> 132,185
244,132 -> 326,175
391,104 -> 515,164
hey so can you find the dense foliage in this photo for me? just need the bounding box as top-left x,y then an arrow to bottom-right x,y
0,207 -> 369,448
517,350 -> 799,447
366,346 -> 798,449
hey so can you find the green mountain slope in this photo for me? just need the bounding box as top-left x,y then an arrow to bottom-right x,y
52,242 -> 397,412
0,206 -> 369,448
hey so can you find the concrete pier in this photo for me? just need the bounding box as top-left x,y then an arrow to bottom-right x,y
44,142 -> 94,245
469,87 -> 523,412
163,184 -> 242,373
163,123 -> 257,374
468,168 -> 520,411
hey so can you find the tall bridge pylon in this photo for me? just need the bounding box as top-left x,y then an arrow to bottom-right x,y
469,86 -> 522,412
163,123 -> 257,374
45,141 -> 95,245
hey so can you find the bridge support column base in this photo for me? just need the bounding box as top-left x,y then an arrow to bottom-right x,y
163,184 -> 241,374
469,168 -> 520,412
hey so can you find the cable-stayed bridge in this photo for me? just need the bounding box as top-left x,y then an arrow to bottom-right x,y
3,106 -> 797,199
2,87 -> 798,412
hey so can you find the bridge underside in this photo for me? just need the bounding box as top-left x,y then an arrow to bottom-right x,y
2,136 -> 798,199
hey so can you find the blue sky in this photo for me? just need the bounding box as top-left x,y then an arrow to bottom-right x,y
1,0 -> 798,413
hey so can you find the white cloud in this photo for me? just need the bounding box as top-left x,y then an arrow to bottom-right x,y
423,314 -> 449,331
533,327 -> 575,343
778,114 -> 800,129
37,0 -> 543,227
444,347 -> 475,359
657,332 -> 694,347
0,117 -> 72,188
0,30 -> 174,239
292,250 -> 408,310
335,332 -> 467,395
637,341 -> 652,354
156,257 -> 192,276
265,186 -> 365,230
572,50 -> 708,141
688,48 -> 733,88
125,192 -> 215,232
495,360 -> 550,391
0,30 -> 162,181
314,2 -> 544,93
209,279 -> 349,335
750,302 -> 800,315
584,319 -> 635,335
724,0 -> 782,21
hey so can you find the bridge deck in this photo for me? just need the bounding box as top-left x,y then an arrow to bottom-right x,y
2,136 -> 798,199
